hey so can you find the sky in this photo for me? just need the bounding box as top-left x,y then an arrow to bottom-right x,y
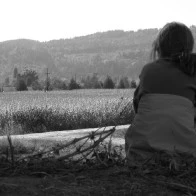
0,0 -> 195,42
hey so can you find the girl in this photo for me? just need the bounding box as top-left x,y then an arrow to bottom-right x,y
125,22 -> 196,163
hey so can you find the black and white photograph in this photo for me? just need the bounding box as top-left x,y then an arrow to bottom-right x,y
0,0 -> 196,195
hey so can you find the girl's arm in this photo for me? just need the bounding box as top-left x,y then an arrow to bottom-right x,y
133,66 -> 147,113
194,94 -> 196,119
194,100 -> 196,120
133,82 -> 148,113
194,94 -> 196,121
133,83 -> 141,113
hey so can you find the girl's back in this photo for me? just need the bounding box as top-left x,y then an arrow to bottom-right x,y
125,22 -> 196,163
139,59 -> 196,104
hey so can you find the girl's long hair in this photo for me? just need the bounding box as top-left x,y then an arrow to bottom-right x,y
151,22 -> 196,76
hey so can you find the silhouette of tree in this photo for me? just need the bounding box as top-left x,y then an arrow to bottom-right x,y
117,77 -> 125,89
103,75 -> 115,89
16,79 -> 28,91
22,69 -> 39,87
130,79 -> 137,88
68,77 -> 80,90
13,67 -> 18,78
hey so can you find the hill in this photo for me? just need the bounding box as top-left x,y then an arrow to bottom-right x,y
0,26 -> 196,83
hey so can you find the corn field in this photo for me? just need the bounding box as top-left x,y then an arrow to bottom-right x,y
0,89 -> 134,135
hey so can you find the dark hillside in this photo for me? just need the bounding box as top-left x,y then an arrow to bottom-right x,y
0,26 -> 195,82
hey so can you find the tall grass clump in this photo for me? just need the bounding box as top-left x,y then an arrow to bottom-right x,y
0,89 -> 135,135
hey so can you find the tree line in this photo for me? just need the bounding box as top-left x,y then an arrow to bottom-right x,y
2,68 -> 137,91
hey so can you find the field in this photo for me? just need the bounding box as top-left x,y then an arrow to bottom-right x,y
1,89 -> 196,195
0,89 -> 134,135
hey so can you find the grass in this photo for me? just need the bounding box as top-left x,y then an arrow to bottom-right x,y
2,89 -> 195,195
0,89 -> 134,135
0,126 -> 195,196
0,89 -> 196,195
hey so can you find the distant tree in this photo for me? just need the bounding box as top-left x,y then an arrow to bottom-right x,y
81,73 -> 102,89
4,77 -> 10,86
32,81 -> 43,90
51,78 -> 67,90
81,75 -> 90,88
13,67 -> 18,78
130,79 -> 137,88
90,73 -> 102,88
22,69 -> 39,86
26,77 -> 32,86
122,76 -> 130,88
68,77 -> 80,90
45,78 -> 53,91
117,79 -> 125,88
12,79 -> 17,88
103,75 -> 115,89
36,80 -> 45,90
117,76 -> 130,88
99,81 -> 104,88
16,79 -> 28,91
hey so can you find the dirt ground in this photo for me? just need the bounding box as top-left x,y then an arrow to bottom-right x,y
0,166 -> 182,196
0,126 -> 193,196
